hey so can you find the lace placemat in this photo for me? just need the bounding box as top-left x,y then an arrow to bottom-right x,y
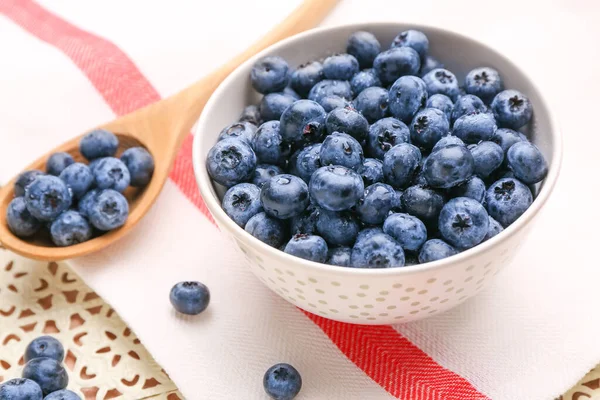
0,246 -> 598,400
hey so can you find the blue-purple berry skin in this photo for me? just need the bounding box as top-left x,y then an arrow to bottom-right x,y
170,281 -> 210,315
245,212 -> 287,248
350,232 -> 405,268
353,87 -> 389,123
451,94 -> 488,123
14,170 -> 45,197
424,145 -> 474,189
0,378 -> 43,400
322,53 -> 359,81
390,29 -> 429,60
383,143 -> 422,189
295,143 -> 322,183
222,183 -> 263,228
217,121 -> 257,146
261,174 -> 309,219
410,108 -> 450,151
250,56 -> 290,94
320,132 -> 364,173
50,211 -> 93,247
279,100 -> 327,145
309,166 -> 364,212
318,96 -> 351,113
452,112 -> 497,144
24,336 -> 64,363
263,363 -> 303,400
120,147 -> 155,187
388,76 -> 428,123
284,234 -> 328,263
7,197 -> 40,238
383,213 -> 427,252
350,69 -> 381,95
431,135 -> 465,153
470,141 -> 504,178
450,176 -> 486,203
206,139 -> 257,188
360,158 -> 384,186
238,104 -> 262,126
79,129 -> 119,160
259,93 -> 297,121
316,210 -> 359,246
366,117 -> 410,160
253,121 -> 289,165
422,68 -> 460,101
22,358 -> 68,396
93,157 -> 131,193
355,183 -> 397,225
291,61 -> 324,97
426,94 -> 453,122
24,176 -> 72,221
485,178 -> 533,227
46,152 -> 74,176
44,390 -> 81,400
491,128 -> 527,155
347,31 -> 381,68
308,80 -> 352,104
438,197 -> 489,250
506,141 -> 548,184
491,89 -> 533,129
483,216 -> 504,241
78,189 -> 100,218
373,47 -> 421,85
87,189 -> 129,231
418,239 -> 457,263
59,163 -> 94,198
327,246 -> 352,267
253,164 -> 284,188
401,185 -> 446,223
325,106 -> 369,143
420,55 -> 444,77
464,67 -> 503,104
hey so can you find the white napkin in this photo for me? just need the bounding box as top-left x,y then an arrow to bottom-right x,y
1,1 -> 599,399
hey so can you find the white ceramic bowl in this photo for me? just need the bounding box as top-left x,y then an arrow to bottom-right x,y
192,23 -> 562,325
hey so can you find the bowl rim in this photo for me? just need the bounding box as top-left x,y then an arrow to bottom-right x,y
192,21 -> 563,277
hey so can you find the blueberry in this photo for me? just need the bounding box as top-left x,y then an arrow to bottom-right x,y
206,139 -> 257,187
491,89 -> 533,129
356,183 -> 396,225
325,106 -> 369,142
350,232 -> 405,268
120,146 -> 155,187
88,158 -> 104,174
317,96 -> 351,113
383,143 -> 422,188
254,121 -> 289,165
79,129 -> 119,160
279,100 -> 326,145
263,363 -> 302,400
383,213 -> 427,252
320,132 -> 364,172
0,378 -> 43,400
451,94 -> 487,123
45,152 -> 74,176
418,239 -> 457,263
420,55 -> 444,77
491,128 -> 527,155
50,211 -> 92,246
401,185 -> 446,223
439,197 -> 489,249
470,141 -> 504,178
366,117 -> 410,159
355,227 -> 383,244
14,170 -> 45,198
347,31 -> 381,68
452,112 -> 497,144
58,163 -> 93,199
352,87 -> 389,123
316,210 -> 359,246
424,145 -> 474,188
287,149 -> 301,176
388,76 -> 428,123
426,94 -> 453,122
450,176 -> 486,203
322,53 -> 359,80
250,56 -> 289,94
290,61 -> 324,97
284,234 -> 328,262
327,246 -> 352,267
93,157 -> 131,192
309,166 -> 364,211
422,68 -> 460,101
485,178 -> 532,227
465,67 -> 503,104
259,93 -> 297,121
483,216 -> 504,241
261,174 -> 309,219
245,212 -> 287,248
410,108 -> 450,151
87,189 -> 129,231
218,121 -> 257,147
350,69 -> 382,95
307,80 -> 352,104
44,390 -> 81,400
360,158 -> 384,186
22,358 -> 68,396
77,188 -> 100,218
238,104 -> 262,126
283,87 -> 301,100
24,336 -> 64,363
373,47 -> 421,85
290,204 -> 319,235
506,141 -> 548,184
6,197 -> 40,238
391,29 -> 429,60
222,183 -> 262,227
431,135 -> 465,153
392,189 -> 404,212
252,164 -> 284,188
24,176 -> 72,221
170,281 -> 210,315
295,143 -> 322,183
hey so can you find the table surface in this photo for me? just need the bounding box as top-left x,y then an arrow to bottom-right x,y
0,246 -> 598,399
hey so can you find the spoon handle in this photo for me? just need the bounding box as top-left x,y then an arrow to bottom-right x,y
103,0 -> 340,152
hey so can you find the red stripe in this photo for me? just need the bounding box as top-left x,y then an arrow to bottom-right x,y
0,1 -> 487,399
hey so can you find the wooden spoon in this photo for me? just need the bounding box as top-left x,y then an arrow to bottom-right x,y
0,0 -> 339,261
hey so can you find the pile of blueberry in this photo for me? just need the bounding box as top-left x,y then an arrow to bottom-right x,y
6,130 -> 154,247
207,29 -> 548,268
0,336 -> 79,400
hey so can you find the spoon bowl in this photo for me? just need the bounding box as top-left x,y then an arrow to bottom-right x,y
0,0 -> 339,261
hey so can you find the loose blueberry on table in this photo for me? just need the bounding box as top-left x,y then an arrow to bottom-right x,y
170,281 -> 211,315
6,129 -> 155,247
205,28 -> 548,268
263,363 -> 302,400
